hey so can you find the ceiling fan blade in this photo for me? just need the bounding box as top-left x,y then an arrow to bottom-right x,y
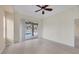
45,8 -> 53,11
42,11 -> 45,14
43,5 -> 49,8
35,9 -> 42,12
36,5 -> 42,8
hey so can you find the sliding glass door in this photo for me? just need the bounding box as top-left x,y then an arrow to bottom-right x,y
24,22 -> 38,40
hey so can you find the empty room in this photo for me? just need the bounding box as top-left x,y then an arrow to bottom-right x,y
0,5 -> 79,54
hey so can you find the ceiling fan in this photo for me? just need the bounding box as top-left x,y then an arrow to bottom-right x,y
35,5 -> 53,15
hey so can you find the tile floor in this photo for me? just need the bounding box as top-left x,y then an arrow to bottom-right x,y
2,39 -> 79,54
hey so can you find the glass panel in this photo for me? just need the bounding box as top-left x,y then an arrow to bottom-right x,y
34,24 -> 38,37
25,23 -> 32,39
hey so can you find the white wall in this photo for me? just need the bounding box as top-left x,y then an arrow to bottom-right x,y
14,13 -> 20,43
75,19 -> 79,37
0,7 -> 5,53
43,6 -> 79,47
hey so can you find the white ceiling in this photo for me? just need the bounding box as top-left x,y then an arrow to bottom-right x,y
14,5 -> 76,19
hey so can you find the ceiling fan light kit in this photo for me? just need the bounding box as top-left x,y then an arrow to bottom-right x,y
35,5 -> 53,15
